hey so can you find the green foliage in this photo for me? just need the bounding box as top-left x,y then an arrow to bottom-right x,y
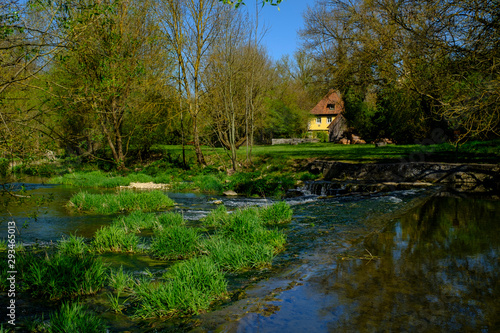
92,224 -> 140,253
150,225 -> 200,260
193,174 -> 225,193
202,236 -> 275,271
157,212 -> 185,228
108,266 -> 133,293
19,252 -> 106,300
0,158 -> 9,178
133,257 -> 227,318
67,190 -> 175,214
230,172 -> 295,198
57,235 -> 89,257
202,205 -> 228,228
259,201 -> 293,225
50,170 -> 154,188
112,210 -> 160,233
48,302 -> 107,333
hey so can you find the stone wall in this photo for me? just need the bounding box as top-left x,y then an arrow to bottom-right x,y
272,138 -> 319,145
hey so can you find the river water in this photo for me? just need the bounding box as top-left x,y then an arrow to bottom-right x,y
1,179 -> 499,332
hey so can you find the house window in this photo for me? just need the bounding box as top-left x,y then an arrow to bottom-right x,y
316,117 -> 321,124
327,116 -> 333,123
327,103 -> 335,110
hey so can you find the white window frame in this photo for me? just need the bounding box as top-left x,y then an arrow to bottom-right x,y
316,117 -> 321,124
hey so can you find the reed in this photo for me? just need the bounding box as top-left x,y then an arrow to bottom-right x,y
48,302 -> 107,333
92,224 -> 140,253
68,190 -> 175,214
150,225 -> 200,260
133,257 -> 227,318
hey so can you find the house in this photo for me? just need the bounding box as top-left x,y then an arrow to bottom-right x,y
308,89 -> 344,138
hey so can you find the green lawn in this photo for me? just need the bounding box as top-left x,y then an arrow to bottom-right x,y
157,140 -> 500,166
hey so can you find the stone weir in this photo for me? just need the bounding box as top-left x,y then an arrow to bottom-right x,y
307,161 -> 500,193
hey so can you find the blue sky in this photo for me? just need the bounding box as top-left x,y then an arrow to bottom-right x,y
243,0 -> 315,61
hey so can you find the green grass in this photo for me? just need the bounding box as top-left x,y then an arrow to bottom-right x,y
21,252 -> 106,300
92,224 -> 141,253
48,302 -> 107,333
259,201 -> 294,225
50,170 -> 154,187
67,190 -> 175,214
133,257 -> 227,318
157,212 -> 185,228
108,266 -> 134,293
202,205 -> 228,228
150,225 -> 200,260
202,236 -> 275,271
57,235 -> 89,256
112,210 -> 160,233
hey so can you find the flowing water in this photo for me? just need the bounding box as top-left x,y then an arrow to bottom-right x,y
1,179 -> 499,332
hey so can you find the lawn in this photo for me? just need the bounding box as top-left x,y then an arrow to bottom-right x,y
157,140 -> 500,166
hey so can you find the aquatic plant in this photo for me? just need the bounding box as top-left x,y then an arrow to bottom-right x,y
92,224 -> 140,253
68,190 -> 175,214
150,225 -> 200,260
48,302 -> 107,333
259,201 -> 293,225
113,210 -> 160,233
133,257 -> 227,318
57,235 -> 89,256
202,204 -> 228,228
23,252 -> 106,299
50,170 -> 154,188
157,211 -> 185,228
219,207 -> 287,250
193,174 -> 225,193
107,291 -> 128,313
108,266 -> 134,292
202,236 -> 275,271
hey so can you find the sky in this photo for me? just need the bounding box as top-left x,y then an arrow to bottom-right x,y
243,0 -> 316,61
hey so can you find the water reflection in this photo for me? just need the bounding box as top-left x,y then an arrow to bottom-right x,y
230,194 -> 499,332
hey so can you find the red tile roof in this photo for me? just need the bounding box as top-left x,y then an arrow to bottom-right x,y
310,89 -> 344,115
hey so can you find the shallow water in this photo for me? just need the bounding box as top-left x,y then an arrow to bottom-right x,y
0,180 -> 499,332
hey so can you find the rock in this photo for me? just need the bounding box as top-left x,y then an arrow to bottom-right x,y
223,190 -> 238,196
375,141 -> 387,147
213,200 -> 223,205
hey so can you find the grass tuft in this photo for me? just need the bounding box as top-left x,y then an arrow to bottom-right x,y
92,224 -> 140,253
68,190 -> 175,214
48,302 -> 107,333
150,225 -> 200,260
259,201 -> 294,225
133,257 -> 226,318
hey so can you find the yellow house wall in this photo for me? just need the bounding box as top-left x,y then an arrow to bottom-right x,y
309,115 -> 336,131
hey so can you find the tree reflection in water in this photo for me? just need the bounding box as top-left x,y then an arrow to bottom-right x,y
323,195 -> 500,331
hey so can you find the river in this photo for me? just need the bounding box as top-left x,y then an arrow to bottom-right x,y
1,179 -> 499,332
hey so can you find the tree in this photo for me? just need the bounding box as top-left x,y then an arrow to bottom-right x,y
301,0 -> 500,142
219,0 -> 284,9
48,0 -> 168,168
157,0 -> 226,166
